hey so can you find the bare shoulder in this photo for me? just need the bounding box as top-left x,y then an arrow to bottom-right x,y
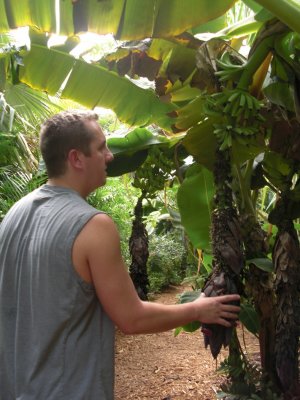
88,212 -> 116,229
72,212 -> 122,282
82,212 -> 120,241
79,212 -> 122,261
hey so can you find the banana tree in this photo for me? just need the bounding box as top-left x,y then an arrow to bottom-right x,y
188,16 -> 300,397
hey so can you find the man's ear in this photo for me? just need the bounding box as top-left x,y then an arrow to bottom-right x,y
67,149 -> 84,170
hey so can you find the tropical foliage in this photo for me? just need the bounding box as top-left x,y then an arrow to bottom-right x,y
1,0 -> 300,398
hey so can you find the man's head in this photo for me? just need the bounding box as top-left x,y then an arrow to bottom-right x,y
40,110 -> 114,195
40,110 -> 101,178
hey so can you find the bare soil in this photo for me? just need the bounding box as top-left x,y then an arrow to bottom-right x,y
115,285 -> 260,400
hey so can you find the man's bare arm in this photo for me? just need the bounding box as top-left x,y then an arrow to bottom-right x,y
74,213 -> 240,335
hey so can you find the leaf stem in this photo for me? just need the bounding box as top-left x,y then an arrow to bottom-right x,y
253,0 -> 300,34
237,36 -> 274,90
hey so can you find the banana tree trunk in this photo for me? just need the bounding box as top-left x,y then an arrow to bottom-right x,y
240,213 -> 277,387
273,210 -> 300,395
129,195 -> 149,301
202,148 -> 243,361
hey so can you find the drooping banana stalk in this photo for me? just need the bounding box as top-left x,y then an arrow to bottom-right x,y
253,0 -> 300,35
202,146 -> 244,359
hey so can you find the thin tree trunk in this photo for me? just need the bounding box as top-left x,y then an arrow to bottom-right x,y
129,195 -> 149,300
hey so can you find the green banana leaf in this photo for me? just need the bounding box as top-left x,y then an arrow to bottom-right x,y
20,44 -> 75,95
61,60 -> 175,129
107,128 -> 170,153
173,96 -> 206,131
19,44 -> 176,130
177,163 -> 215,251
263,32 -> 300,111
231,135 -> 265,165
263,151 -> 293,191
182,119 -> 218,171
0,0 -> 57,33
241,0 -> 264,13
107,150 -> 148,177
239,303 -> 260,335
246,257 -> 274,272
217,15 -> 263,39
0,0 -> 237,40
174,290 -> 202,336
263,81 -> 295,112
148,39 -> 198,83
274,31 -> 300,78
191,15 -> 227,35
106,127 -> 179,176
182,117 -> 265,170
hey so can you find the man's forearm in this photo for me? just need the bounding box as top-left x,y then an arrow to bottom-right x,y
119,301 -> 198,335
118,294 -> 240,335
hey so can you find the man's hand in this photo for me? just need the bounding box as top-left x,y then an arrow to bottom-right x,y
194,293 -> 240,327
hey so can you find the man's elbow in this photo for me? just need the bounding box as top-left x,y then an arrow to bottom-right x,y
118,324 -> 136,335
116,317 -> 142,335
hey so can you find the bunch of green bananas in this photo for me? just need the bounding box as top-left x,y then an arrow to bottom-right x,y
203,88 -> 263,151
133,146 -> 174,195
213,122 -> 259,150
210,89 -> 263,122
215,51 -> 245,83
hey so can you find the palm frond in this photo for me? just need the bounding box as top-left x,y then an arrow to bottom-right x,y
0,164 -> 46,219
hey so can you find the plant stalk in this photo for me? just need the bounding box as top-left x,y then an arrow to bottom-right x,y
253,0 -> 300,34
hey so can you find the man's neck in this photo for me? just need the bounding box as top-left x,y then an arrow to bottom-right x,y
47,177 -> 87,198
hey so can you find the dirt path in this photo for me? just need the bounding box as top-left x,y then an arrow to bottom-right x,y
114,285 -> 259,400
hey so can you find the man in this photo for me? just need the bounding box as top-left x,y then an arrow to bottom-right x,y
0,110 -> 240,399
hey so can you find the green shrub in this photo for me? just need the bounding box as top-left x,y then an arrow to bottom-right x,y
88,176 -> 139,264
147,231 -> 188,293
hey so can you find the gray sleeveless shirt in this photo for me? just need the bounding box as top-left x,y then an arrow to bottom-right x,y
0,185 -> 115,399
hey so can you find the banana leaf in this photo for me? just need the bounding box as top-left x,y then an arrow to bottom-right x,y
19,43 -> 176,130
216,15 -> 263,39
263,151 -> 293,191
107,127 -> 179,176
246,257 -> 274,272
174,290 -> 202,336
0,0 -> 237,40
182,119 -> 218,171
177,163 -> 215,251
241,0 -> 264,13
191,15 -> 227,35
239,303 -> 260,335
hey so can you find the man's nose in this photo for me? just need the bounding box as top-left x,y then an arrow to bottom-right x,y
106,150 -> 114,163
